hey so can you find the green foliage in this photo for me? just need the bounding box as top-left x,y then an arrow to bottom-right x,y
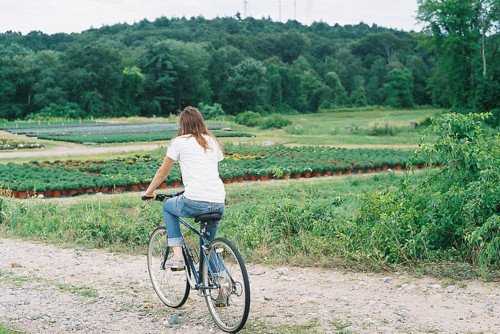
350,76 -> 368,107
198,102 -> 225,120
259,115 -> 292,129
234,111 -> 263,127
0,173 -> 406,267
0,145 -> 424,192
221,58 -> 268,114
27,103 -> 85,120
418,0 -> 499,112
355,112 -> 500,273
0,17 -> 438,120
384,67 -> 414,108
367,123 -> 399,136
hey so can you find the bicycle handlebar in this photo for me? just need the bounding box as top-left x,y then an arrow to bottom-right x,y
141,190 -> 185,202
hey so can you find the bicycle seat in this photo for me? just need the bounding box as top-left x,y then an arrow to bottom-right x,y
195,213 -> 222,223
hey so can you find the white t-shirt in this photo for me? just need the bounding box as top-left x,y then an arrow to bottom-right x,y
166,134 -> 225,203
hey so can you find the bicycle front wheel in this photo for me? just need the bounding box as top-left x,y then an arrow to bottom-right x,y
147,226 -> 190,308
202,238 -> 250,333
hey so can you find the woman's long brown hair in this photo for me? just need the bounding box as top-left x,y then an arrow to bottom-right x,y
178,106 -> 219,151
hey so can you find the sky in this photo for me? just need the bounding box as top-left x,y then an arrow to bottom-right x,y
0,0 -> 421,34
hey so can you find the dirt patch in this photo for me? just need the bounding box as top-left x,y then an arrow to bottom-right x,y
0,238 -> 498,333
0,142 -> 165,161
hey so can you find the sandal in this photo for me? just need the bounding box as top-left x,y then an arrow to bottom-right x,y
165,257 -> 185,271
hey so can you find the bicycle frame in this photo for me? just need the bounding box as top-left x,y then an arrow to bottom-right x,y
165,217 -> 219,291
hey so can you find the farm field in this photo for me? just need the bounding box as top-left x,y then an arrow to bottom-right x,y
244,108 -> 441,146
0,145 -> 428,197
1,121 -> 252,144
0,108 -> 441,154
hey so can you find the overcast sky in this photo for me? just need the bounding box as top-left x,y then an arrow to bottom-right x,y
1,0 -> 420,34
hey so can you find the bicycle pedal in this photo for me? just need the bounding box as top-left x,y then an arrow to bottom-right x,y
170,267 -> 185,272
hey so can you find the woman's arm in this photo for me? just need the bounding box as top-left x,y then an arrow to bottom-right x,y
143,155 -> 175,197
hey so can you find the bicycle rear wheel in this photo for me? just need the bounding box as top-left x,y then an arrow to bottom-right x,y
202,238 -> 250,333
147,226 -> 190,308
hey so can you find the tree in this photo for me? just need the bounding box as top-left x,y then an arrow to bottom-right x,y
324,71 -> 348,106
167,40 -> 212,110
365,57 -> 388,105
208,46 -> 244,102
139,42 -> 177,115
220,58 -> 268,114
350,76 -> 368,106
61,43 -> 123,116
418,0 -> 500,111
121,66 -> 144,116
384,67 -> 414,108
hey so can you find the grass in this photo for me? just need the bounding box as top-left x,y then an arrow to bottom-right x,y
237,108 -> 442,146
0,324 -> 22,334
0,172 -> 419,267
0,108 -> 442,154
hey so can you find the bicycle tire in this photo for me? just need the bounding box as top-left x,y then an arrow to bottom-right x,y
147,226 -> 190,308
202,237 -> 251,333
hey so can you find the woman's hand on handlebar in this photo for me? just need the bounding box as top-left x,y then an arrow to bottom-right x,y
141,191 -> 155,201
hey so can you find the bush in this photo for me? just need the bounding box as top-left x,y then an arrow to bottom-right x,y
354,112 -> 500,274
234,111 -> 262,127
368,123 -> 399,136
28,103 -> 86,120
486,108 -> 500,128
259,114 -> 292,129
198,102 -> 225,120
285,124 -> 305,135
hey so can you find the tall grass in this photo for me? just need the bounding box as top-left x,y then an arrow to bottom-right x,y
0,174 -> 402,262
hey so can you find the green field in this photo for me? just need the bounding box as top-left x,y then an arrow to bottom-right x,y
0,108 -> 442,148
0,145 -> 426,193
241,108 -> 440,146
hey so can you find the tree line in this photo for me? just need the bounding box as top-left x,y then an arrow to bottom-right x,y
0,1 -> 498,120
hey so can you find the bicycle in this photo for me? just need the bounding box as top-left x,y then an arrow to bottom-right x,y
143,191 -> 251,333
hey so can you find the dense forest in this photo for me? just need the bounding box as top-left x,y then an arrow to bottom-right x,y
0,0 -> 498,120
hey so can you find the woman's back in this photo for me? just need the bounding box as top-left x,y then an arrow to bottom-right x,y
167,134 -> 225,203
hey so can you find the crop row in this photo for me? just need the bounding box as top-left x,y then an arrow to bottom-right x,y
0,119 -> 98,130
4,122 -> 222,137
0,145 -> 429,197
0,139 -> 44,151
36,130 -> 254,144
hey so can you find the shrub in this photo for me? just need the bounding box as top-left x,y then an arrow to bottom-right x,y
354,112 -> 500,274
198,102 -> 225,120
486,108 -> 500,128
285,124 -> 305,135
259,114 -> 292,129
28,103 -> 86,120
234,111 -> 262,127
368,123 -> 399,136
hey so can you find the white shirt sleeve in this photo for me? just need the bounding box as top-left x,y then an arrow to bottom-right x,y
166,138 -> 180,161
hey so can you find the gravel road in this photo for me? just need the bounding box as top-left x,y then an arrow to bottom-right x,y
0,238 -> 498,333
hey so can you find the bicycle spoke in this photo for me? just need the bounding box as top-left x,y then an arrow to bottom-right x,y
203,239 -> 250,332
147,227 -> 190,308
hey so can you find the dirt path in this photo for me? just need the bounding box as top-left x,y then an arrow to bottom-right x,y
0,142 -> 165,161
0,238 -> 498,334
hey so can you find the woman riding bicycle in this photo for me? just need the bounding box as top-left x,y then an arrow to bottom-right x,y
143,106 -> 225,270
